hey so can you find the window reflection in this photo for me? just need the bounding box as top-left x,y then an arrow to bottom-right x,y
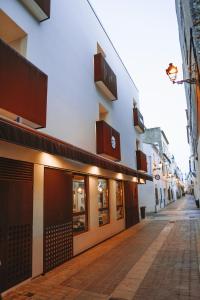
116,181 -> 124,220
73,175 -> 87,234
73,215 -> 86,233
98,178 -> 109,226
73,175 -> 85,213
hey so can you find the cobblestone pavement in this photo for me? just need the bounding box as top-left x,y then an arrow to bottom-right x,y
2,195 -> 200,300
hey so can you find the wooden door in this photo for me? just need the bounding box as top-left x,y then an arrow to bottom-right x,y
124,181 -> 139,228
0,158 -> 33,292
44,168 -> 73,273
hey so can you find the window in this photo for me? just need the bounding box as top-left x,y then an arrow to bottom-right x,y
98,178 -> 109,226
116,181 -> 124,220
73,174 -> 88,234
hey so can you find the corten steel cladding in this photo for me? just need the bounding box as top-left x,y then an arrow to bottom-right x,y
0,118 -> 153,181
35,0 -> 51,17
124,181 -> 139,229
136,150 -> 148,172
44,168 -> 73,272
133,108 -> 145,133
96,120 -> 121,161
94,53 -> 118,100
0,38 -> 47,128
0,158 -> 33,292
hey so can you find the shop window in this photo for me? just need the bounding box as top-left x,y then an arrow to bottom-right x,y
98,178 -> 109,226
73,174 -> 88,234
116,181 -> 124,220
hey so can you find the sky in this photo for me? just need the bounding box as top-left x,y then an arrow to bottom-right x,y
89,0 -> 190,174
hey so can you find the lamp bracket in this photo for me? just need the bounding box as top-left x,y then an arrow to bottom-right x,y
174,78 -> 197,85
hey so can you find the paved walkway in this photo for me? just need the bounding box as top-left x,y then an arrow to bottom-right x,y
2,195 -> 200,300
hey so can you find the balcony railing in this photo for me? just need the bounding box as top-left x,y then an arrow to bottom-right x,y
136,150 -> 147,172
20,0 -> 51,21
94,53 -> 118,101
0,38 -> 47,128
96,120 -> 121,161
133,108 -> 145,133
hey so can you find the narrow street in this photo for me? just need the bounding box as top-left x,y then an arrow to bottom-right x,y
2,195 -> 200,300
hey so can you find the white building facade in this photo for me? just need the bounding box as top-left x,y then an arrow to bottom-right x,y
0,0 -> 152,293
139,128 -> 184,214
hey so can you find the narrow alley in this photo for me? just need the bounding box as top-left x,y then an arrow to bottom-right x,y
3,195 -> 200,300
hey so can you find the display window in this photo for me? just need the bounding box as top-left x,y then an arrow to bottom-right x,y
116,180 -> 124,220
73,174 -> 88,234
98,178 -> 109,226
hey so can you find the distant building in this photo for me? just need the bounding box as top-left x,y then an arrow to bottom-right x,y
138,127 -> 184,214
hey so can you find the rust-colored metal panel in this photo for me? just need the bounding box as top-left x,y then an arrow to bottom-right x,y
0,38 -> 47,128
44,168 -> 73,273
136,150 -> 147,172
20,0 -> 50,21
124,181 -> 139,229
0,118 -> 154,181
35,0 -> 50,18
133,108 -> 145,133
0,158 -> 33,293
96,120 -> 121,161
94,53 -> 117,100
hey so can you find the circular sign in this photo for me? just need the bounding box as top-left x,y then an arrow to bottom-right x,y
155,174 -> 160,180
111,136 -> 116,149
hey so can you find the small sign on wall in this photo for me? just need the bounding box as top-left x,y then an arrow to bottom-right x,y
154,174 -> 160,180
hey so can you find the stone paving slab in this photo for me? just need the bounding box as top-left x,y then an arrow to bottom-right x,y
2,196 -> 200,300
3,220 -> 167,300
133,218 -> 200,300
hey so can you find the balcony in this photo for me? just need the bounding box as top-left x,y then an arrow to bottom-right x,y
94,53 -> 117,101
20,0 -> 50,21
136,150 -> 147,172
96,120 -> 121,161
133,108 -> 145,133
0,38 -> 47,128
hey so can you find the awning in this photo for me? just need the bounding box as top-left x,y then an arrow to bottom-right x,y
0,118 -> 153,181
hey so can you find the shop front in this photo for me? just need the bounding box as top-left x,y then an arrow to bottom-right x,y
0,117 -> 152,293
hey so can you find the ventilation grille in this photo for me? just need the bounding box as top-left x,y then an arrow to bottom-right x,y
44,222 -> 73,273
0,157 -> 33,181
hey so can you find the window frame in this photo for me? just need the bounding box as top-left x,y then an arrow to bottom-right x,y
97,177 -> 110,226
72,174 -> 88,236
116,180 -> 124,220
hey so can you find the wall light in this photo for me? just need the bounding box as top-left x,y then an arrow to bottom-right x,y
166,63 -> 197,85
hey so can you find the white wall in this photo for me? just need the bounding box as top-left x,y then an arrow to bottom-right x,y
0,0 -> 140,170
138,180 -> 155,213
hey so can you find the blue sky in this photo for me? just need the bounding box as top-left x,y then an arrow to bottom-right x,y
89,0 -> 190,174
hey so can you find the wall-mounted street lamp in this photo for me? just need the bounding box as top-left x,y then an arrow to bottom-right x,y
166,63 -> 197,85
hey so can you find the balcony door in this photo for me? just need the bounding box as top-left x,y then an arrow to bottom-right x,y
124,181 -> 139,228
0,158 -> 33,292
44,168 -> 73,273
